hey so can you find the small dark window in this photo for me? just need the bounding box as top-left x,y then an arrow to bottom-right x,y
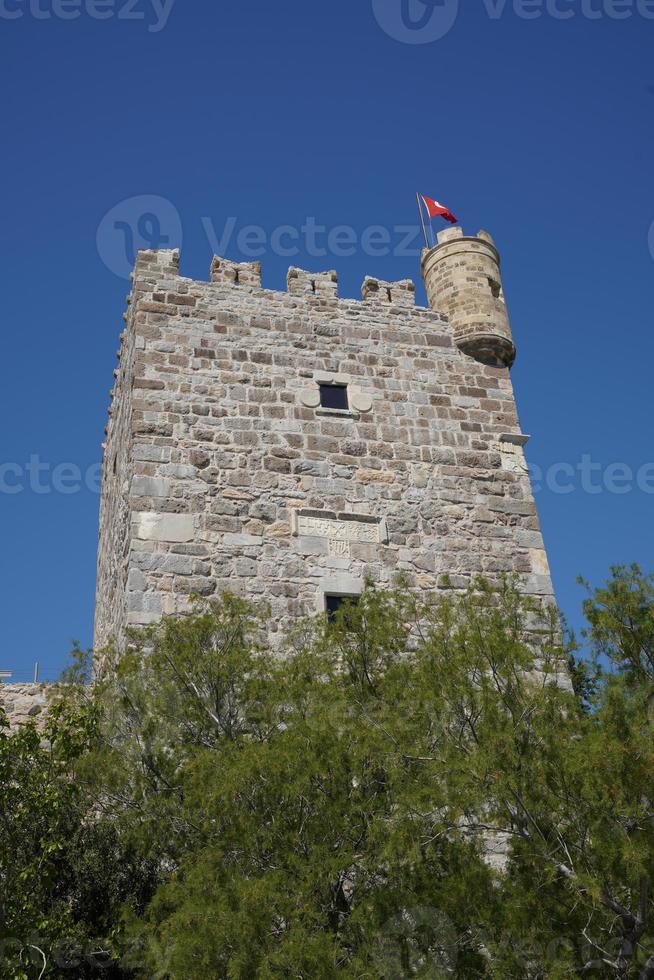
319,384 -> 348,411
325,594 -> 359,624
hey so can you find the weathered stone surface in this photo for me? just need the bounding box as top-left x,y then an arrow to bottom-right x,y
356,468 -> 396,485
0,684 -> 50,729
130,476 -> 171,498
422,229 -> 516,368
94,239 -> 554,663
133,513 -> 195,543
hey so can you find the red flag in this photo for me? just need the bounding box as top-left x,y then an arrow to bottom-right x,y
421,195 -> 458,225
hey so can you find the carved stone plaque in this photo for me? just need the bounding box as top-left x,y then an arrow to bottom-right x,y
292,510 -> 386,546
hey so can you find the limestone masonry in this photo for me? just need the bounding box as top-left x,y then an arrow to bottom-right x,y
93,225 -> 554,661
0,684 -> 49,729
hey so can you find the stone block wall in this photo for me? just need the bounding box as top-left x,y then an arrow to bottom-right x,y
0,684 -> 49,729
93,247 -> 553,661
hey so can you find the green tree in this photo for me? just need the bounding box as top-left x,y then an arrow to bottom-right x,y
89,589 -> 499,977
0,658 -> 158,979
0,693 -> 96,978
4,569 -> 654,977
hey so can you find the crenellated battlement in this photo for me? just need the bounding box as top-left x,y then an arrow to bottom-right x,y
432,226 -> 498,250
103,250 -> 455,444
105,233 -> 521,450
287,266 -> 338,297
130,249 -> 420,310
106,229 -> 522,446
211,255 -> 262,289
130,247 -> 181,281
128,232 -> 517,375
361,276 -> 415,307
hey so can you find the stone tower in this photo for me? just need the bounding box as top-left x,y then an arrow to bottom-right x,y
421,227 -> 515,368
93,226 -> 553,658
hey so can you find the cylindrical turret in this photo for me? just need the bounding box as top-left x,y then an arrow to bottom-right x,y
421,227 -> 516,368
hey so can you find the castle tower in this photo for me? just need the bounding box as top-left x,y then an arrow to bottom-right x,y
421,227 -> 516,368
93,230 -> 553,661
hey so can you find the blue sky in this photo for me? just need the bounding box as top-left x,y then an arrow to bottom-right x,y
1,0 -> 652,678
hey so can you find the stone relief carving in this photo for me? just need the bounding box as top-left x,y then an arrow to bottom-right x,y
297,515 -> 379,542
329,539 -> 351,558
292,511 -> 386,548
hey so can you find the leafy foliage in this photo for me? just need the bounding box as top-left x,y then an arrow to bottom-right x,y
2,570 -> 654,977
0,694 -> 97,978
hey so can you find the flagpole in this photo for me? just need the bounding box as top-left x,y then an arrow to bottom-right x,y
416,193 -> 430,250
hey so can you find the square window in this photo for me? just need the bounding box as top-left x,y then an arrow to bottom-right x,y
319,384 -> 349,411
325,593 -> 359,624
